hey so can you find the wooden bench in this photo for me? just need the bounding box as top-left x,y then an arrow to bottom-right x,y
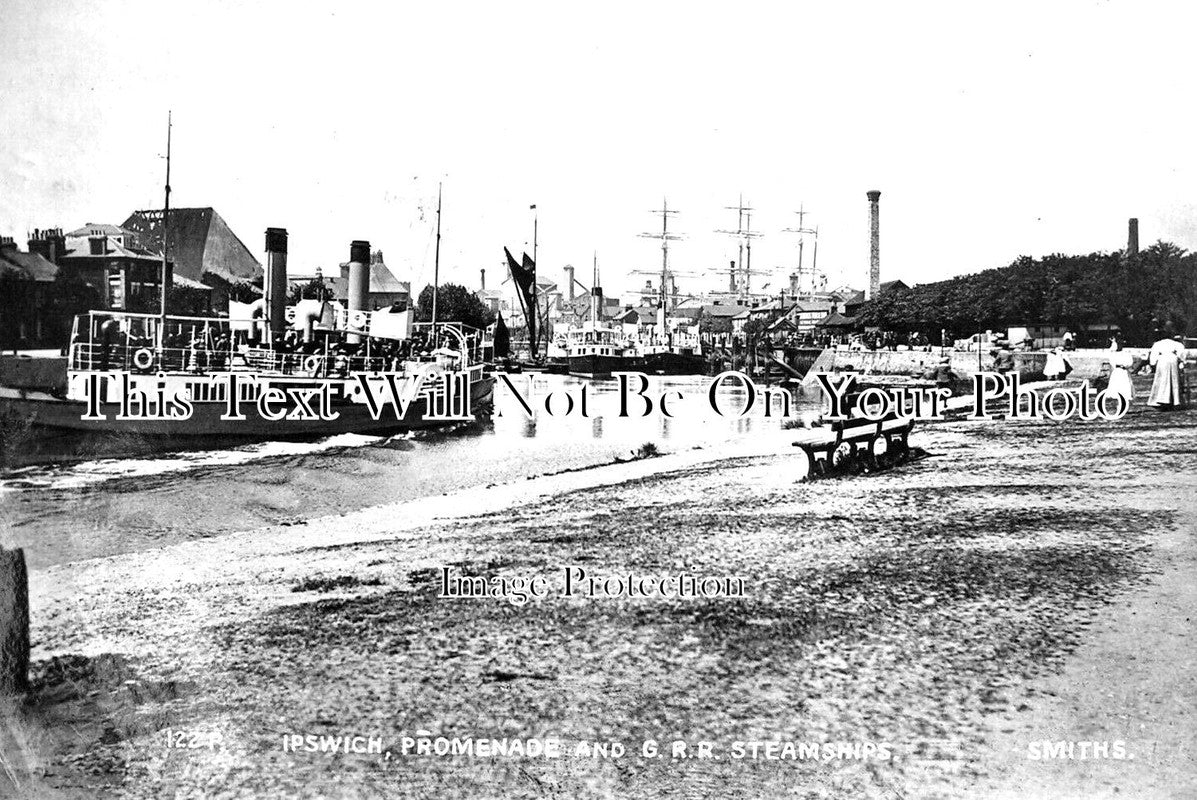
792,411 -> 915,480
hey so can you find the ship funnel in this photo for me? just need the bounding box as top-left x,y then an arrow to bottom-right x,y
346,240 -> 370,344
264,227 -> 289,341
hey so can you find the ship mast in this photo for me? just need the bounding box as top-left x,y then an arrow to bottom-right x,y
157,111 -> 172,351
783,204 -> 820,300
638,198 -> 681,338
431,182 -> 442,335
716,195 -> 763,303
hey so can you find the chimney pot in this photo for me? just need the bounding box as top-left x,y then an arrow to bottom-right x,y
349,240 -> 371,265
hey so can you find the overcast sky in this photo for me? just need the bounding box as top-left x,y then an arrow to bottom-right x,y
2,0 -> 1195,300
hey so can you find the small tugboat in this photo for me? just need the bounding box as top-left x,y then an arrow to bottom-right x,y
562,258 -> 643,379
633,311 -> 705,376
563,322 -> 643,379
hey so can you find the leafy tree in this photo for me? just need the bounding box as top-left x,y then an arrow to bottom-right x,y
415,283 -> 495,331
227,280 -> 262,304
856,242 -> 1197,345
288,277 -> 333,304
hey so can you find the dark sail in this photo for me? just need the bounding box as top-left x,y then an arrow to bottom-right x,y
504,247 -> 537,358
493,312 -> 510,358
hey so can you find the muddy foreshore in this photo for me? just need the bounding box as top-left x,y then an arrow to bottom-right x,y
2,410 -> 1195,799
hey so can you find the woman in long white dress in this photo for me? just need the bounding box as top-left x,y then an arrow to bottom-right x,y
1106,341 -> 1134,404
1147,335 -> 1186,408
1044,347 -> 1069,380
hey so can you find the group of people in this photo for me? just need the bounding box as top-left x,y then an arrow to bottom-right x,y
1041,332 -> 1188,409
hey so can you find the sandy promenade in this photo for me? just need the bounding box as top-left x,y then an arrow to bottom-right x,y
2,411 -> 1195,798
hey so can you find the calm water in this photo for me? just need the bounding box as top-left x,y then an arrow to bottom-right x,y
0,375 -> 820,569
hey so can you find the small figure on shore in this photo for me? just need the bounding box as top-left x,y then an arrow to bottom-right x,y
1147,332 -> 1187,409
994,345 -> 1015,375
1106,340 -> 1134,404
1044,347 -> 1070,380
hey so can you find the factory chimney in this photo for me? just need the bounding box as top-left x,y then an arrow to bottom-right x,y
866,190 -> 881,301
729,260 -> 736,293
263,228 -> 289,340
564,265 -> 575,301
789,272 -> 799,297
347,239 -> 370,343
480,267 -> 486,291
1127,218 -> 1139,257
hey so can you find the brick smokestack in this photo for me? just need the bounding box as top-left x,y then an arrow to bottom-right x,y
564,265 -> 575,301
789,272 -> 799,296
729,260 -> 736,292
480,267 -> 486,291
263,227 -> 289,339
1128,218 -> 1139,256
866,190 -> 881,301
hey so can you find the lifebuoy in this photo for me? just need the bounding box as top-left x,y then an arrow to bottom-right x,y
303,355 -> 322,376
132,348 -> 155,372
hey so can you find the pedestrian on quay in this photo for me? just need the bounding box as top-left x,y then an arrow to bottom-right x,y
1106,339 -> 1135,405
1147,330 -> 1187,410
995,345 -> 1015,375
1044,347 -> 1070,380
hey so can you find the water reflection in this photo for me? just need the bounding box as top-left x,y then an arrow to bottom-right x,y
0,375 -> 817,569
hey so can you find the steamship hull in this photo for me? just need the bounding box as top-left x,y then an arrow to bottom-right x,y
567,354 -> 644,380
642,351 -> 706,376
0,378 -> 494,438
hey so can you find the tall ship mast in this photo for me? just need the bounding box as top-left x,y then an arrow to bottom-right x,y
783,204 -> 825,300
633,200 -> 705,375
716,195 -> 766,304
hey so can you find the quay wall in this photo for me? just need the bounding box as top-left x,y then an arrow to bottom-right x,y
0,355 -> 68,392
801,347 -> 1152,384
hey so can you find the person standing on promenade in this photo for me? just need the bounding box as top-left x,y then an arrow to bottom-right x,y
1044,347 -> 1070,380
995,345 -> 1015,375
1147,332 -> 1187,409
1106,339 -> 1135,404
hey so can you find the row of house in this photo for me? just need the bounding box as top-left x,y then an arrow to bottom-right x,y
2,208 -> 415,349
1,208 -> 265,346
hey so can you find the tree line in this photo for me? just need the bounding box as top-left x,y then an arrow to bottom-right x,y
856,242 -> 1197,344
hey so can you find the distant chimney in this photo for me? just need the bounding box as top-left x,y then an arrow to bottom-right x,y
789,272 -> 799,296
866,190 -> 881,301
1128,218 -> 1139,256
729,260 -> 736,292
29,227 -> 65,264
0,236 -> 15,249
480,267 -> 486,290
564,265 -> 575,301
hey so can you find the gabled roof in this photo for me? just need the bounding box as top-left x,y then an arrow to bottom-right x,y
66,223 -> 137,238
843,280 -> 908,306
62,235 -> 160,262
122,207 -> 262,284
700,303 -> 747,318
0,245 -> 58,282
816,312 -> 857,328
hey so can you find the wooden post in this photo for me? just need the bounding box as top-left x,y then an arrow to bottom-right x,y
0,546 -> 30,694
